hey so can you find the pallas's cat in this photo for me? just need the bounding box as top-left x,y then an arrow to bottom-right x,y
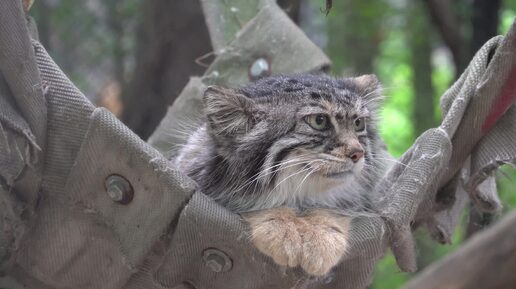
175,73 -> 389,276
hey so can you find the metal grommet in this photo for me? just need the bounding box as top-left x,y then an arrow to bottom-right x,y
104,174 -> 134,204
202,248 -> 232,273
248,57 -> 271,81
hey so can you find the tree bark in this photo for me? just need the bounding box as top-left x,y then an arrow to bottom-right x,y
471,0 -> 501,56
326,0 -> 386,75
105,2 -> 127,90
402,211 -> 516,289
121,0 -> 212,139
277,0 -> 301,23
409,0 -> 436,136
31,0 -> 51,50
422,0 -> 468,75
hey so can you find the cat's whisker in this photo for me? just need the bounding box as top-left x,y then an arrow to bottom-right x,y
360,90 -> 384,103
262,155 -> 315,173
163,118 -> 202,136
369,156 -> 416,171
269,162 -> 316,195
249,161 -> 308,191
318,154 -> 347,163
250,160 -> 314,191
234,154 -> 315,190
260,153 -> 314,172
235,158 -> 311,193
175,119 -> 200,130
294,166 -> 318,195
163,126 -> 198,139
370,85 -> 397,94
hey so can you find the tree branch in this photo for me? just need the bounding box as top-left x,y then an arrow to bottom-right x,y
471,0 -> 501,58
422,0 -> 468,73
403,211 -> 516,289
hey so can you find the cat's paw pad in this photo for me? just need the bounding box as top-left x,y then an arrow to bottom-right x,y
244,208 -> 304,267
299,211 -> 350,276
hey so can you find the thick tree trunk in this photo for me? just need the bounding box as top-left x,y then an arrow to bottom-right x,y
121,0 -> 212,139
423,0 -> 468,75
409,1 -> 436,136
471,0 -> 502,56
31,0 -> 51,50
105,2 -> 127,91
326,0 -> 386,75
277,0 -> 301,23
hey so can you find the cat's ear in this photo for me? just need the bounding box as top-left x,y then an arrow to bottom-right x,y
203,86 -> 260,136
352,74 -> 384,109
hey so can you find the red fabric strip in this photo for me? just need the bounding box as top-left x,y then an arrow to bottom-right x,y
482,66 -> 516,133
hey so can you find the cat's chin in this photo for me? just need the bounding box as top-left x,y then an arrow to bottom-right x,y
319,162 -> 363,181
315,158 -> 365,180
310,165 -> 366,195
307,171 -> 357,194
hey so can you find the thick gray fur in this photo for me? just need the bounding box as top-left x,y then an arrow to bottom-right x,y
175,73 -> 391,213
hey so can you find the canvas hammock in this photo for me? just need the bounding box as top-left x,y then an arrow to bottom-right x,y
1,1 -> 516,289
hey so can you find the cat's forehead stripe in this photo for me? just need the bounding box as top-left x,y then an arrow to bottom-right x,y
243,74 -> 359,96
310,92 -> 321,99
306,102 -> 326,109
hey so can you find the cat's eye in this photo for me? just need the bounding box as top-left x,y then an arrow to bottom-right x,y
304,114 -> 330,131
354,117 -> 366,132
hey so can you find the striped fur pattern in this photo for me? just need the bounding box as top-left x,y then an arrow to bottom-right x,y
175,73 -> 390,213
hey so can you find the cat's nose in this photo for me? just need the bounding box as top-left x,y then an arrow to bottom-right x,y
347,148 -> 364,163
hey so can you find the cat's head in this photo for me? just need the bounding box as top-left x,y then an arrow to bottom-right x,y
203,74 -> 384,207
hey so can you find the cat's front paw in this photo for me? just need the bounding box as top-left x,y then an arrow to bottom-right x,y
298,210 -> 350,276
244,207 -> 305,267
